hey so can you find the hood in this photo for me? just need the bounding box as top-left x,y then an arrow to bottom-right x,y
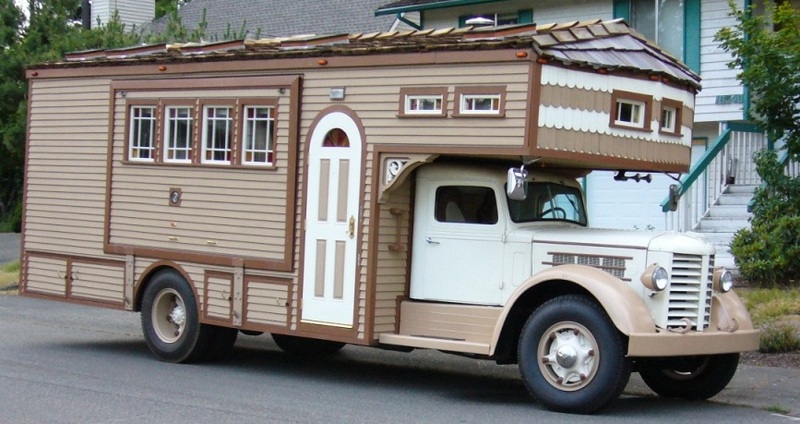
514,226 -> 714,255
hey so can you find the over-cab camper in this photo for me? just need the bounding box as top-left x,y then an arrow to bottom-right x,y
22,20 -> 758,413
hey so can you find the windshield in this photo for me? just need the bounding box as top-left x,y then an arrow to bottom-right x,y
506,182 -> 587,225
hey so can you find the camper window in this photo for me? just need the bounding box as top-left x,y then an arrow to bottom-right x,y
659,98 -> 682,136
201,105 -> 234,164
398,87 -> 448,118
610,90 -> 652,132
128,106 -> 156,162
452,86 -> 506,117
164,106 -> 194,163
242,105 -> 276,165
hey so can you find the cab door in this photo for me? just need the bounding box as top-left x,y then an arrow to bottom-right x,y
409,179 -> 504,305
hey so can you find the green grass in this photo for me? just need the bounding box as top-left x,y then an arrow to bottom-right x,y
0,261 -> 20,288
739,288 -> 800,353
765,404 -> 791,415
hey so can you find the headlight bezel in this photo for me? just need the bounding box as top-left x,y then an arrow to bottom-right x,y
641,264 -> 670,292
713,267 -> 734,293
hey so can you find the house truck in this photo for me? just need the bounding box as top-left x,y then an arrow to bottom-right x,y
21,19 -> 759,413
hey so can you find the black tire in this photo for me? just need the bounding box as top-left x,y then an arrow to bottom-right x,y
518,295 -> 631,414
638,353 -> 740,400
271,334 -> 345,357
203,326 -> 238,361
140,270 -> 213,363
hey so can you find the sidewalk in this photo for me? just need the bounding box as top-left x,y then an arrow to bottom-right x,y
626,364 -> 800,417
0,232 -> 20,264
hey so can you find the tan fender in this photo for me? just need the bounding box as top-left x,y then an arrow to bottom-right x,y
711,290 -> 756,332
490,264 -> 656,355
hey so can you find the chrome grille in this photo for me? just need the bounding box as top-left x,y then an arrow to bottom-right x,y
667,254 -> 713,331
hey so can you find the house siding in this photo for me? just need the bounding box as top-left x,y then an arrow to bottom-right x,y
695,0 -> 746,123
91,0 -> 154,28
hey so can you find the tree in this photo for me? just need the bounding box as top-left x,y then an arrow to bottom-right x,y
717,1 -> 800,287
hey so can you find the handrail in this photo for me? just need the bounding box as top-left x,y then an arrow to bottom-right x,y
660,128 -> 732,212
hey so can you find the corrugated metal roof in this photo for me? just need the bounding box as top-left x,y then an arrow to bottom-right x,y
53,19 -> 700,89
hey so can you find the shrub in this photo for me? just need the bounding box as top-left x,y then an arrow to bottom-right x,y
759,323 -> 800,353
730,150 -> 800,288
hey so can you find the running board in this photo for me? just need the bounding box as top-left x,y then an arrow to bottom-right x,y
378,334 -> 491,355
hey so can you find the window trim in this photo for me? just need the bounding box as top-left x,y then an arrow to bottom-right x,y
200,100 -> 236,165
240,99 -> 279,168
162,100 -> 197,164
659,98 -> 683,136
452,86 -> 507,118
126,101 -> 158,163
398,87 -> 448,118
609,90 -> 653,132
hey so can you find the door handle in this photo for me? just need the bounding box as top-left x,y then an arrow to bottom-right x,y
348,216 -> 355,239
426,237 -> 440,245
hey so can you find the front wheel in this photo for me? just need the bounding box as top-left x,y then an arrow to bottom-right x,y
638,353 -> 740,400
518,295 -> 631,414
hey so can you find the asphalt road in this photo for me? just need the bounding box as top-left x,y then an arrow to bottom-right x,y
0,232 -> 19,264
0,296 -> 792,424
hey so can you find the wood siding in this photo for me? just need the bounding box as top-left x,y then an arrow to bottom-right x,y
537,65 -> 694,170
25,78 -> 113,259
108,89 -> 294,265
91,0 -> 154,28
696,0 -> 746,123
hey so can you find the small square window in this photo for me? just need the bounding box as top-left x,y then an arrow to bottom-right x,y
242,105 -> 275,166
659,98 -> 683,136
609,90 -> 652,132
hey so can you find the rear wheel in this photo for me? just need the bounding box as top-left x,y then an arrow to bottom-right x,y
140,270 -> 213,363
518,295 -> 631,414
638,353 -> 740,400
272,334 -> 345,357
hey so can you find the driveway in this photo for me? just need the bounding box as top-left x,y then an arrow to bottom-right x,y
0,233 -> 20,264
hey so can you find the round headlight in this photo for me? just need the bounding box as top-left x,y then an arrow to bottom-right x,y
714,268 -> 734,293
652,266 -> 669,291
641,264 -> 669,292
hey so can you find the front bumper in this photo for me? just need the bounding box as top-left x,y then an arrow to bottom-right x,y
628,329 -> 760,357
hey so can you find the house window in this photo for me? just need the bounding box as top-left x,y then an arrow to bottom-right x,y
630,0 -> 684,61
398,87 -> 448,117
610,90 -> 652,131
164,106 -> 194,163
242,105 -> 275,165
129,106 -> 156,161
659,98 -> 683,136
201,105 -> 234,164
458,9 -> 533,27
453,86 -> 506,117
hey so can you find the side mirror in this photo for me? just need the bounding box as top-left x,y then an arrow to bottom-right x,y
667,184 -> 680,212
507,167 -> 528,200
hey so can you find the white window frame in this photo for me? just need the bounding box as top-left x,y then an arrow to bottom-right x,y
128,106 -> 156,162
405,95 -> 444,115
660,106 -> 677,133
460,94 -> 502,115
242,105 -> 275,166
201,105 -> 234,165
614,99 -> 646,129
164,105 -> 194,163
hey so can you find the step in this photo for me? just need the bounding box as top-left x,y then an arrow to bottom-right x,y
706,204 -> 753,218
725,184 -> 759,194
716,193 -> 754,206
696,218 -> 751,232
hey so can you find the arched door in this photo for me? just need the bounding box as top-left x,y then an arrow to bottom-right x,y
301,111 -> 362,327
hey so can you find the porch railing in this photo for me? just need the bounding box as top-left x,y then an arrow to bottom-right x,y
661,123 -> 767,232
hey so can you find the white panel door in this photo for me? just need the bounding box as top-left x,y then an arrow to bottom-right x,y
301,112 -> 362,327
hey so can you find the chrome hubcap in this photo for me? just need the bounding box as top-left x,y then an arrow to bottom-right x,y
539,322 -> 599,391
